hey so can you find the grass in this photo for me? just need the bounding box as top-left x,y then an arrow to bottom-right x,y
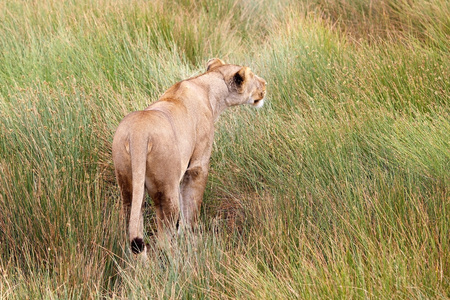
0,0 -> 449,298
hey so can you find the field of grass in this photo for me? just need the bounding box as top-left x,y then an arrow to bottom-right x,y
0,0 -> 448,298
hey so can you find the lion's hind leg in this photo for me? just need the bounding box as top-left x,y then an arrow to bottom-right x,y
116,171 -> 132,235
148,184 -> 180,245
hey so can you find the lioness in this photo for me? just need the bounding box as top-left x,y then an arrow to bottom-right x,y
112,58 -> 266,254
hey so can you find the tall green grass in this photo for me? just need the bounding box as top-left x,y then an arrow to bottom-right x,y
0,0 -> 448,298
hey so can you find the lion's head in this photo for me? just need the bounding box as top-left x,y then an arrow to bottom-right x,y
206,58 -> 267,108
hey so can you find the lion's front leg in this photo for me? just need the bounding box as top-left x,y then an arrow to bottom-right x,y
180,165 -> 209,230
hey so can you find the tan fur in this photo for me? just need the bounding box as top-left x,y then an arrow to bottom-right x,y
112,59 -> 266,254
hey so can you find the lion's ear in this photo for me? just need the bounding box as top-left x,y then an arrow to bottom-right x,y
206,58 -> 225,71
233,67 -> 250,92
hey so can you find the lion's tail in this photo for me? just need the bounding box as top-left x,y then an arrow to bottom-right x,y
128,133 -> 150,254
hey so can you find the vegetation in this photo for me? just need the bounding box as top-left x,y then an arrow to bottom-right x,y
0,0 -> 448,298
